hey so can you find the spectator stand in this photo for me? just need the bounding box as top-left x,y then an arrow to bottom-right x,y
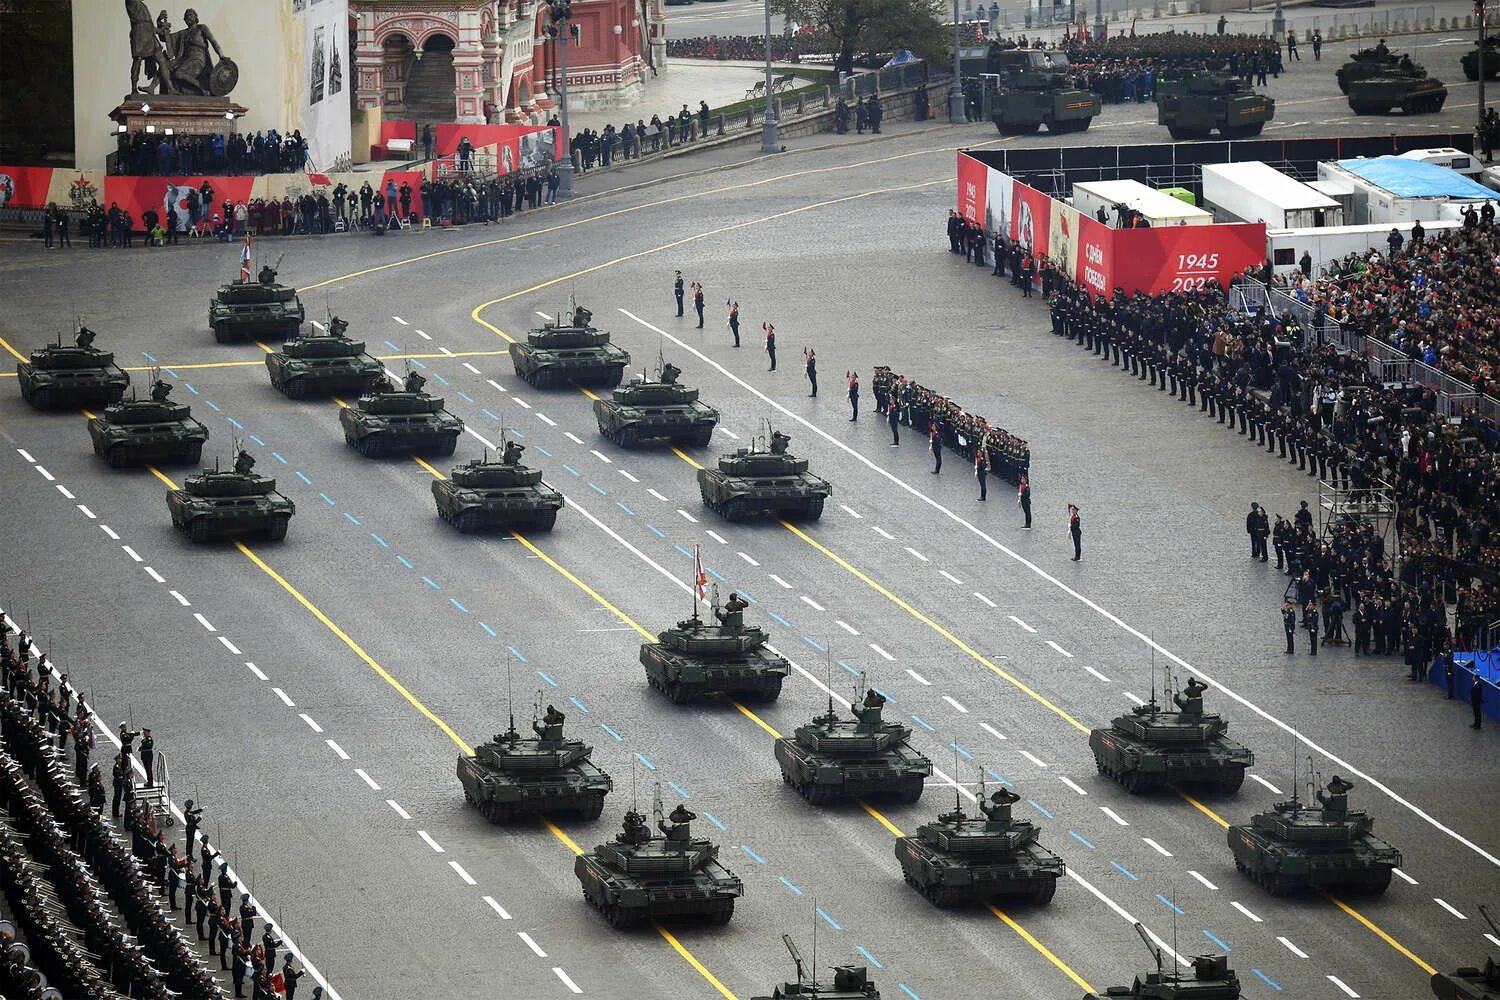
1318,474 -> 1399,571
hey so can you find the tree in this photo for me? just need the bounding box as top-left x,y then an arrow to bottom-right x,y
771,0 -> 947,75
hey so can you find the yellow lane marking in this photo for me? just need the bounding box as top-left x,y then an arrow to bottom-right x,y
0,351 -> 506,378
148,465 -> 178,490
0,333 -> 27,363
411,454 -> 446,480
1326,894 -> 1436,975
861,802 -> 904,838
987,904 -> 1096,994
779,520 -> 1090,734
656,925 -> 738,1000
546,820 -> 585,856
731,699 -> 781,738
576,386 -> 601,401
254,341 -> 274,354
1180,792 -> 1231,828
507,531 -> 655,641
330,396 -> 349,409
670,446 -> 704,470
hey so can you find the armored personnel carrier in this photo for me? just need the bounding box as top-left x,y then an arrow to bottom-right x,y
698,430 -> 832,521
1084,923 -> 1241,1000
1227,774 -> 1401,896
510,305 -> 631,389
1337,44 -> 1400,92
209,263 -> 304,343
1347,55 -> 1447,114
896,786 -> 1065,906
1154,73 -> 1274,140
1462,37 -> 1500,81
751,935 -> 880,1000
88,379 -> 209,467
433,440 -> 564,532
990,50 -> 1099,134
594,361 -> 719,448
776,689 -> 932,805
17,327 -> 130,411
1089,677 -> 1254,794
575,795 -> 743,928
340,370 -> 464,458
166,449 -> 295,543
1431,906 -> 1500,999
640,590 -> 789,703
457,703 -> 612,821
265,315 -> 387,399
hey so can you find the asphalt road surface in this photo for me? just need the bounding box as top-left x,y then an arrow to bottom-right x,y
1,62 -> 1495,1000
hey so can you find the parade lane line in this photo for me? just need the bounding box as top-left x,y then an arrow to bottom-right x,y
0,350 -> 511,380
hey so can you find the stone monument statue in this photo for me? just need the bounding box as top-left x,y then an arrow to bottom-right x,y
125,2 -> 238,97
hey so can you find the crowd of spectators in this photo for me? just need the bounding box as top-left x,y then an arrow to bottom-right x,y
871,366 -> 1031,484
666,32 -> 835,62
112,129 -> 311,176
571,102 -> 716,169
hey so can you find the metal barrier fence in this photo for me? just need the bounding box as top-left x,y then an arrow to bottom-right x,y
838,61 -> 929,100
979,0 -> 1438,36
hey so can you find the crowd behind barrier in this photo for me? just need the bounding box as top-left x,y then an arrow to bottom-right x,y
112,130 -> 311,177
871,367 -> 1031,484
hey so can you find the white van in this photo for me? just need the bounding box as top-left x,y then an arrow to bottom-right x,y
1396,147 -> 1482,177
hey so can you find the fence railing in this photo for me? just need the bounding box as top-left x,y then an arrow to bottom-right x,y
838,61 -> 929,100
980,0 -> 1438,37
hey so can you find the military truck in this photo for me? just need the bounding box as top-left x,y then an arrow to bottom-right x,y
88,379 -> 209,467
1154,73 -> 1274,140
265,314 -> 387,399
1462,37 -> 1500,81
17,327 -> 130,411
575,793 -> 743,928
594,361 -> 719,448
640,589 -> 789,703
1337,44 -> 1401,93
1227,774 -> 1401,895
433,440 -> 564,532
340,370 -> 464,457
698,430 -> 832,521
896,786 -> 1065,906
209,263 -> 304,343
1347,55 -> 1448,114
989,49 -> 1100,135
1430,906 -> 1500,999
457,703 -> 612,821
775,689 -> 932,805
166,449 -> 295,543
1084,922 -> 1241,1000
751,935 -> 881,1000
510,305 -> 631,389
1089,676 -> 1254,794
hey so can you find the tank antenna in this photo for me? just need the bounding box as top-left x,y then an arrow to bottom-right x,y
1289,732 -> 1297,804
811,896 -> 818,992
1148,629 -> 1157,708
505,647 -> 515,736
953,745 -> 962,814
825,646 -> 835,718
630,752 -> 638,814
1171,883 -> 1178,975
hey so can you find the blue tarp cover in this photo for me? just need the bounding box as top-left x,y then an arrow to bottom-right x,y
1334,156 -> 1496,199
883,49 -> 916,67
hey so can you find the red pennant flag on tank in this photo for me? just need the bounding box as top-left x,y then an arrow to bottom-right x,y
239,231 -> 252,283
693,543 -> 708,602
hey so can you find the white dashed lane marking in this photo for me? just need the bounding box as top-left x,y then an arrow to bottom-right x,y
768,574 -> 792,589
1278,936 -> 1308,958
939,570 -> 963,585
450,861 -> 478,885
676,508 -> 697,523
973,592 -> 996,607
904,546 -> 929,562
356,768 -> 380,790
942,695 -> 968,714
518,932 -> 547,958
1045,640 -> 1072,657
979,722 -> 1006,741
326,739 -> 350,761
836,620 -> 858,635
463,363 -> 481,374
719,428 -> 740,440
618,470 -> 639,483
1123,692 -> 1147,707
122,545 -> 143,562
487,379 -> 505,393
1008,615 -> 1036,633
1188,870 -> 1218,891
839,504 -> 862,518
906,669 -> 931,686
1100,807 -> 1130,826
1084,666 -> 1112,683
387,799 -> 412,820
392,316 -> 408,325
218,636 -> 241,655
193,612 -> 216,631
1249,774 -> 1284,795
101,525 -> 120,540
537,414 -> 556,426
1435,898 -> 1467,919
705,530 -> 726,544
144,566 -> 166,584
77,504 -> 96,519
418,830 -> 445,853
35,465 -> 54,482
800,595 -> 824,611
1018,750 -> 1047,768
170,590 -> 191,607
1141,837 -> 1173,858
56,484 -> 75,500
868,642 -> 895,661
245,662 -> 268,681
1327,975 -> 1360,998
553,968 -> 583,994
16,449 -> 33,462
484,895 -> 512,919
871,526 -> 895,540
590,449 -> 613,464
1230,901 -> 1263,923
1058,776 -> 1087,796
648,489 -> 669,502
1393,868 -> 1418,885
738,552 -> 760,566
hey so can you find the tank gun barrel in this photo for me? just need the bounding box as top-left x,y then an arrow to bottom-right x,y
1133,920 -> 1164,974
1481,904 -> 1498,938
781,933 -> 809,984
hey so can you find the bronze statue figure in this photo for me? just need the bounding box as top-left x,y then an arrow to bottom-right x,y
126,0 -> 173,94
125,3 -> 236,97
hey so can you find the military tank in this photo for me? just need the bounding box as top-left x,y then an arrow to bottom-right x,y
1347,55 -> 1447,114
1089,677 -> 1254,794
265,314 -> 387,399
1337,44 -> 1400,93
1431,906 -> 1500,1000
751,935 -> 880,1000
340,370 -> 464,458
594,361 -> 719,448
1227,773 -> 1401,896
1154,73 -> 1274,140
698,430 -> 833,521
16,327 -> 130,411
575,793 -> 743,928
640,589 -> 789,703
896,785 -> 1065,906
990,50 -> 1100,135
432,440 -> 564,532
457,702 -> 612,821
510,305 -> 631,389
775,689 -> 932,805
1462,37 -> 1500,81
1084,922 -> 1241,1000
88,379 -> 209,467
166,449 -> 295,543
209,262 -> 304,343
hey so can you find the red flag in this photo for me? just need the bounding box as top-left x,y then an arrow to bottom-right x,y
693,543 -> 707,602
239,230 -> 252,283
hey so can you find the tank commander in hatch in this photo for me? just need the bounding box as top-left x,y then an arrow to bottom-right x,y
661,803 -> 697,840
715,592 -> 748,633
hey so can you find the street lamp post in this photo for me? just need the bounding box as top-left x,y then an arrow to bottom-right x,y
949,0 -> 965,123
761,0 -> 779,151
1271,0 -> 1285,47
550,0 -> 576,199
1094,0 -> 1105,43
1479,1 -> 1488,133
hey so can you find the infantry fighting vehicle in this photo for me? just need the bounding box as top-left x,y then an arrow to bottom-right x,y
896,785 -> 1064,906
751,935 -> 880,1000
433,440 -> 564,532
594,361 -> 719,447
340,370 -> 463,457
1431,906 -> 1500,1000
698,430 -> 833,521
575,793 -> 743,928
1084,922 -> 1241,1000
209,263 -> 304,343
510,305 -> 631,389
1347,55 -> 1448,114
1337,44 -> 1400,92
458,702 -> 612,821
640,589 -> 789,703
775,689 -> 932,805
166,449 -> 295,543
264,314 -> 387,399
1462,37 -> 1500,81
17,327 -> 130,411
1089,676 -> 1254,794
990,49 -> 1100,134
1154,73 -> 1274,140
1227,773 -> 1401,895
88,379 -> 209,467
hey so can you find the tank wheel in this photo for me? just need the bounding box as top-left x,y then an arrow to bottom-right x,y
723,499 -> 748,522
1031,878 -> 1058,905
263,515 -> 290,542
104,446 -> 130,469
749,676 -> 783,703
1263,872 -> 1293,897
605,903 -> 634,929
184,442 -> 204,465
1222,123 -> 1265,139
188,519 -> 211,544
1094,759 -> 1108,776
1216,769 -> 1246,795
1348,101 -> 1385,115
285,320 -> 301,338
456,511 -> 480,533
439,436 -> 458,457
282,379 -> 306,401
579,793 -> 606,821
617,427 -> 639,448
800,498 -> 825,520
664,682 -> 693,705
1356,868 -> 1392,896
1120,769 -> 1141,794
529,509 -> 557,532
707,899 -> 734,925
898,776 -> 925,804
692,427 -> 714,448
213,323 -> 233,344
29,388 -> 51,411
531,369 -> 553,390
607,367 -> 624,388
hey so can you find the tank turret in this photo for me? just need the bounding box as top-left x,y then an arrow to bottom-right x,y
340,370 -> 464,458
166,449 -> 295,542
1154,72 -> 1274,140
896,784 -> 1065,905
775,688 -> 932,805
1085,924 -> 1241,999
1337,43 -> 1400,92
88,379 -> 209,467
1462,36 -> 1500,81
1346,50 -> 1447,113
1431,905 -> 1500,999
751,935 -> 881,999
509,303 -> 631,388
17,326 -> 131,410
1089,674 -> 1254,794
594,360 -> 720,447
432,441 -> 564,532
640,588 -> 789,702
458,702 -> 612,821
209,260 -> 304,342
988,49 -> 1100,135
265,314 -> 387,399
698,430 -> 832,521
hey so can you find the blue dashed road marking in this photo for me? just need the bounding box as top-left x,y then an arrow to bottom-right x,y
205,400 -> 221,411
248,435 -> 265,446
227,417 -> 243,429
1203,930 -> 1230,952
817,907 -> 841,931
617,502 -> 635,515
507,646 -> 526,662
857,947 -> 883,969
295,471 -> 312,484
767,611 -> 791,627
871,687 -> 894,703
600,724 -> 623,742
647,525 -> 666,538
535,445 -> 551,456
371,533 -> 388,547
1251,970 -> 1281,991
343,512 -> 360,526
537,670 -> 558,687
450,598 -> 469,613
319,493 -> 335,506
272,452 -> 288,464
911,714 -> 935,732
740,845 -> 766,864
480,622 -> 496,637
1155,893 -> 1184,915
667,781 -> 688,798
634,751 -> 656,771
421,576 -> 440,590
950,742 -> 973,760
1027,799 -> 1054,819
1110,860 -> 1139,880
589,482 -> 606,495
779,876 -> 802,895
1067,830 -> 1095,849
568,697 -> 589,714
396,555 -> 414,569
703,812 -> 726,830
